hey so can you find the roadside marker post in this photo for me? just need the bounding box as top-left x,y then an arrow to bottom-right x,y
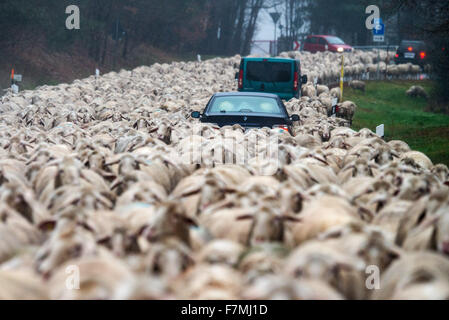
294,40 -> 300,51
11,84 -> 19,94
376,124 -> 385,138
10,68 -> 22,93
340,55 -> 344,102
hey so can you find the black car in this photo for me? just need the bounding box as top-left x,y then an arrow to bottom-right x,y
191,92 -> 300,134
394,40 -> 427,66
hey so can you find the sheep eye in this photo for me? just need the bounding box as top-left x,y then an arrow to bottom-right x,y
294,268 -> 303,277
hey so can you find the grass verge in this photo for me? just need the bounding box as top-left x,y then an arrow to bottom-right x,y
345,80 -> 449,166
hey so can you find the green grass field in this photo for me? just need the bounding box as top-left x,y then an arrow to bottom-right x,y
344,80 -> 449,166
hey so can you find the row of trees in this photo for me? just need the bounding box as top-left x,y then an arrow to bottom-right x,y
0,0 -> 280,62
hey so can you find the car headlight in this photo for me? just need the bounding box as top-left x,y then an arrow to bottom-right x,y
337,47 -> 344,53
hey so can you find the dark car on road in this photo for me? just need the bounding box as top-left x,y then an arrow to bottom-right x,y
191,92 -> 300,134
394,40 -> 427,66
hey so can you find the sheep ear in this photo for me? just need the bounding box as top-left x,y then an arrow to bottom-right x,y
358,206 -> 374,220
78,221 -> 95,232
97,236 -> 111,246
332,262 -> 354,274
104,159 -> 120,166
387,250 -> 400,262
38,220 -> 56,232
183,216 -> 198,227
174,213 -> 198,227
236,214 -> 254,221
421,215 -> 440,228
110,179 -> 122,190
321,229 -> 343,239
279,215 -> 302,223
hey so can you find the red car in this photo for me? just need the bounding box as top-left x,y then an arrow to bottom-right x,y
302,35 -> 353,53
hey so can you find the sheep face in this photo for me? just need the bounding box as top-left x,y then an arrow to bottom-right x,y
141,202 -> 196,246
237,208 -> 300,246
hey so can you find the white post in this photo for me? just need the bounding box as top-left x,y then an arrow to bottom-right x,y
376,124 -> 385,138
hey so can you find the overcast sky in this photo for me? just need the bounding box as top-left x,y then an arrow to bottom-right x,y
251,9 -> 278,55
255,9 -> 276,41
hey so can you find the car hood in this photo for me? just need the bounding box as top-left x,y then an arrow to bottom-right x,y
202,113 -> 289,128
331,44 -> 352,49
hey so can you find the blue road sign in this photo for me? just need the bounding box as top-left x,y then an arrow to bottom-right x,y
373,22 -> 385,36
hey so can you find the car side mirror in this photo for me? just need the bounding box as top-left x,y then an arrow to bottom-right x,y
191,111 -> 201,119
301,75 -> 308,84
290,114 -> 300,122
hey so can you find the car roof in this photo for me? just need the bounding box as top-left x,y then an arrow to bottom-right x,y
212,92 -> 280,99
307,35 -> 339,38
400,40 -> 425,45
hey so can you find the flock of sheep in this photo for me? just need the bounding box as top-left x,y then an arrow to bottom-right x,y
281,49 -> 427,84
0,49 -> 447,300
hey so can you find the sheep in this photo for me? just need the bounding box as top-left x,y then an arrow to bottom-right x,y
142,238 -> 194,279
0,49 -> 444,300
301,85 -> 317,98
0,269 -> 48,299
329,87 -> 341,100
201,205 -> 299,246
336,100 -> 357,123
174,264 -> 242,299
388,140 -> 411,155
283,240 -> 366,299
196,239 -> 244,267
316,84 -> 329,96
349,80 -> 366,92
48,251 -> 135,300
406,85 -> 428,99
372,252 -> 449,300
241,275 -> 344,300
400,151 -> 433,171
286,195 -> 361,246
138,201 -> 197,247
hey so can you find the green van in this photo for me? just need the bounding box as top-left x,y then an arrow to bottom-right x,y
236,57 -> 308,100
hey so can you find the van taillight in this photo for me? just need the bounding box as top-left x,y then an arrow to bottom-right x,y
420,52 -> 426,59
238,69 -> 243,89
395,53 -> 399,58
293,71 -> 299,91
408,46 -> 413,52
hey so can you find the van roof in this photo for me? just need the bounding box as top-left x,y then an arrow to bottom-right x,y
242,57 -> 297,63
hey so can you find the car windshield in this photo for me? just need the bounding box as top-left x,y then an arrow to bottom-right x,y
209,96 -> 282,114
325,36 -> 345,45
246,61 -> 292,83
400,41 -> 425,49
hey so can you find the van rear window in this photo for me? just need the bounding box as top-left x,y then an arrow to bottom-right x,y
246,61 -> 292,83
